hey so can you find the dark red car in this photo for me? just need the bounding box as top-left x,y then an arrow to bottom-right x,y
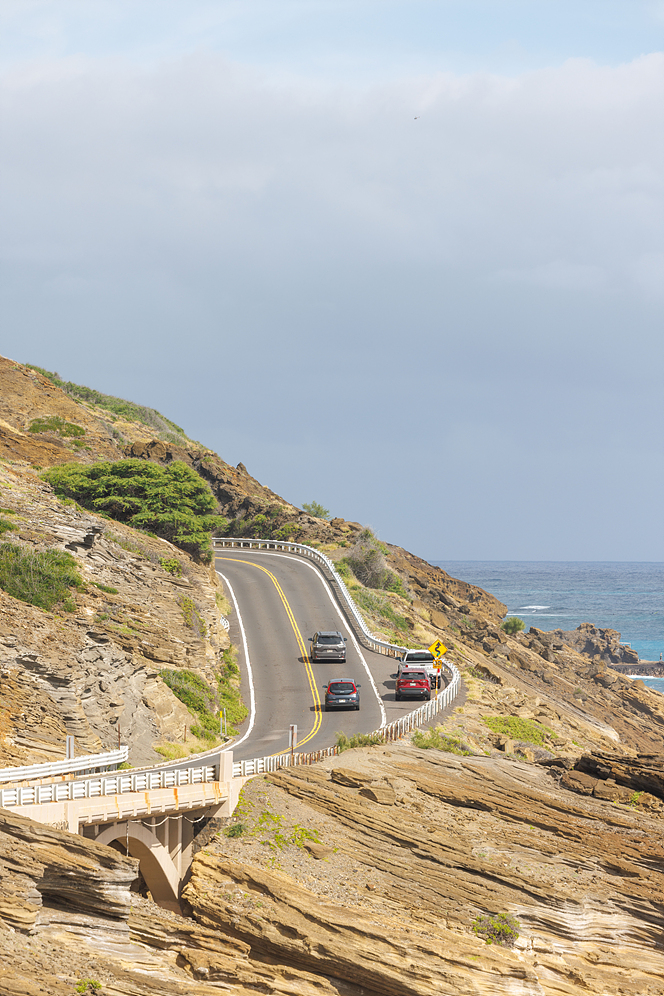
396,668 -> 431,701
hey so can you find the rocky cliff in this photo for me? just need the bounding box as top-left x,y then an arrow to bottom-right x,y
1,352 -> 664,995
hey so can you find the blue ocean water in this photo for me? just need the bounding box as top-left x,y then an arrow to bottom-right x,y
432,561 -> 664,664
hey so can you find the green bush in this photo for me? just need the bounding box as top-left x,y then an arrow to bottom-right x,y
160,557 -> 183,576
27,366 -> 188,440
482,715 -> 553,746
42,459 -> 223,561
75,980 -> 102,994
0,544 -> 83,612
160,645 -> 247,742
0,518 -> 14,537
353,588 -> 409,634
302,501 -> 331,520
501,616 -> 525,635
178,596 -> 206,637
28,415 -> 85,438
472,912 -> 520,947
160,669 -> 220,741
93,582 -> 118,594
225,823 -> 246,838
412,727 -> 471,754
336,731 -> 385,752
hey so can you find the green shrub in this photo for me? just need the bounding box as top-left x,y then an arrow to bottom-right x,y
472,912 -> 520,947
160,645 -> 247,742
353,588 -> 409,633
501,616 -> 525,635
160,668 -> 220,741
302,501 -> 331,520
26,366 -> 189,440
75,980 -> 102,994
336,731 -> 385,752
28,415 -> 85,438
482,715 -> 553,746
0,544 -> 83,612
160,557 -> 183,576
225,823 -> 246,838
93,582 -> 118,594
0,518 -> 14,537
178,596 -> 206,637
42,459 -> 223,561
412,727 -> 471,754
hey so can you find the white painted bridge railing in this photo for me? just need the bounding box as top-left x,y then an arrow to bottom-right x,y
0,746 -> 130,785
216,536 -> 461,780
0,759 -> 218,810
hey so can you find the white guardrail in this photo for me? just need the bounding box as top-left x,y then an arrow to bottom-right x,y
0,759 -> 218,810
0,746 -> 129,785
213,538 -> 462,779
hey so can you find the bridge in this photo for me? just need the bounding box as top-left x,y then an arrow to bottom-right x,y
0,540 -> 460,911
0,748 -> 242,912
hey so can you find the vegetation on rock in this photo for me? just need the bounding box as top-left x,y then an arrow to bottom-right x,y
472,912 -> 520,947
501,616 -> 525,635
336,730 -> 385,751
27,365 -> 190,443
302,500 -> 331,520
0,544 -> 83,612
411,727 -> 471,754
482,715 -> 554,746
160,647 -> 247,741
42,458 -> 223,561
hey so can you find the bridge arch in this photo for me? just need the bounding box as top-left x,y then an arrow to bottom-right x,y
96,821 -> 180,912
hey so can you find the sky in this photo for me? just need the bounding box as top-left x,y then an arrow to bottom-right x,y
1,1 -> 663,561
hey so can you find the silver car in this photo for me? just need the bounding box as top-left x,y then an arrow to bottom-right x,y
311,630 -> 347,662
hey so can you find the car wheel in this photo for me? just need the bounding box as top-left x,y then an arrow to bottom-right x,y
396,693 -> 401,701
425,693 -> 431,700
355,703 -> 360,710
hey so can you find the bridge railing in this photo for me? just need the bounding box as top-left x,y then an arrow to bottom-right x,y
0,746 -> 130,785
0,760 -> 218,809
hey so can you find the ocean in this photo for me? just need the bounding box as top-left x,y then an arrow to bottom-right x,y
432,561 -> 664,690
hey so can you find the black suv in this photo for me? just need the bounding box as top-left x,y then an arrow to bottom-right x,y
324,679 -> 360,711
311,630 -> 347,662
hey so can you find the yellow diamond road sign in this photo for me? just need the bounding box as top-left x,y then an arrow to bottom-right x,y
428,639 -> 447,659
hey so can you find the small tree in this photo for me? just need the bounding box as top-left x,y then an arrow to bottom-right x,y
501,616 -> 525,635
302,501 -> 331,520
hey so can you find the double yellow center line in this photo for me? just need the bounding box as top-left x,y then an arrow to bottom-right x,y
217,557 -> 322,749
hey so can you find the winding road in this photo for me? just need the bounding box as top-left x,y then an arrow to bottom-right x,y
216,550 -> 422,762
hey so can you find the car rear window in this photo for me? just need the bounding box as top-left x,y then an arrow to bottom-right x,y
329,682 -> 355,693
318,635 -> 342,644
405,652 -> 435,662
400,671 -> 426,680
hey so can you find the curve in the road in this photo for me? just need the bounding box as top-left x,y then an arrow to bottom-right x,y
219,557 -> 323,749
216,550 -> 397,760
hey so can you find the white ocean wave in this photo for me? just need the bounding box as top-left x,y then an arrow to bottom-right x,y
519,605 -> 550,611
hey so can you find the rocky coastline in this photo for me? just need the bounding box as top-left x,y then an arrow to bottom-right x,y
0,354 -> 664,994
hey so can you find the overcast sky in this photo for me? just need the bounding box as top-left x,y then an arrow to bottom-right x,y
2,1 -> 663,561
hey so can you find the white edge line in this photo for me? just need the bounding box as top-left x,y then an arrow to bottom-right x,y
216,570 -> 256,752
234,551 -> 388,728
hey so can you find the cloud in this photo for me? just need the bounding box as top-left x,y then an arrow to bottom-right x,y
1,48 -> 662,557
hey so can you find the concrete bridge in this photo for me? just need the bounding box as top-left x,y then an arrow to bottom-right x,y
0,749 -> 243,912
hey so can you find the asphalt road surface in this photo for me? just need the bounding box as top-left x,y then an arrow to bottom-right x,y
215,550 -> 427,762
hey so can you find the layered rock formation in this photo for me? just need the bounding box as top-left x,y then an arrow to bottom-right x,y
0,460 -> 228,766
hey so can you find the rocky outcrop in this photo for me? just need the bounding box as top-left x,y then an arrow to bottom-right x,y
0,461 -> 228,766
178,744 -> 664,995
532,623 -> 640,665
